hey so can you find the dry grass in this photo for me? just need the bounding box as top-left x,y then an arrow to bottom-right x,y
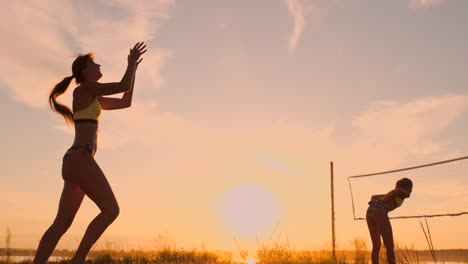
2,222 -> 467,264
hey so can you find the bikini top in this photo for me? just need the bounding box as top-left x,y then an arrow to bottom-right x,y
394,196 -> 404,208
383,188 -> 409,211
73,97 -> 101,123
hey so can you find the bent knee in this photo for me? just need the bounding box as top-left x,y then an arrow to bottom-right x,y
102,204 -> 120,220
111,205 -> 120,219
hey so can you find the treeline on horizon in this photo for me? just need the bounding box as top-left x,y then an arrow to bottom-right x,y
1,248 -> 468,262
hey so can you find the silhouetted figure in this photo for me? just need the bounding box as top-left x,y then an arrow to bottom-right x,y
33,42 -> 147,264
366,178 -> 413,264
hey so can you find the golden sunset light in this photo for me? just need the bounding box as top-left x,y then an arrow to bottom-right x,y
1,1 -> 467,264
218,183 -> 280,237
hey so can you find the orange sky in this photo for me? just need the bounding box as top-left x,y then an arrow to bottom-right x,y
1,0 -> 467,252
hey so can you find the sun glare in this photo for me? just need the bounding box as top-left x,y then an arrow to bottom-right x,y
246,258 -> 257,264
218,183 -> 280,237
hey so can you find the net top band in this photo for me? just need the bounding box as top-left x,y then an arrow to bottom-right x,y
347,155 -> 468,179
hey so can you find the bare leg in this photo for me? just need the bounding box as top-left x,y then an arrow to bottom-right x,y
69,153 -> 120,264
33,181 -> 84,264
380,214 -> 396,264
366,209 -> 382,264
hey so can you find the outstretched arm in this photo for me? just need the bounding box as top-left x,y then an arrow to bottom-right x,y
99,43 -> 145,110
98,64 -> 138,110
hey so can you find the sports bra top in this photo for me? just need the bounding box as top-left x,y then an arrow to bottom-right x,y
394,196 -> 404,209
383,189 -> 407,212
73,97 -> 101,123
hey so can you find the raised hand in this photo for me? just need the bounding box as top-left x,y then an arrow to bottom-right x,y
128,42 -> 147,66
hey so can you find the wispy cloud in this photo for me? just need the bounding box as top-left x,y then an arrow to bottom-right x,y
286,0 -> 306,54
0,0 -> 187,150
417,180 -> 468,198
98,100 -> 197,149
159,94 -> 468,181
284,0 -> 339,54
353,94 -> 468,144
410,0 -> 448,8
350,94 -> 468,164
0,0 -> 174,105
256,151 -> 299,174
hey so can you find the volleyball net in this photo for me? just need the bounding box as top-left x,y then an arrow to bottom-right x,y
347,155 -> 468,220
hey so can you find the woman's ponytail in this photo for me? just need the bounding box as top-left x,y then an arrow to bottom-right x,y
49,53 -> 94,125
49,75 -> 74,125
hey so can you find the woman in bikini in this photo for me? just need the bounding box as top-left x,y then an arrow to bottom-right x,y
366,177 -> 413,264
33,42 -> 147,264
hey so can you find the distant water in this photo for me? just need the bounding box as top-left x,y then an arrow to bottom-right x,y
5,256 -> 67,262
